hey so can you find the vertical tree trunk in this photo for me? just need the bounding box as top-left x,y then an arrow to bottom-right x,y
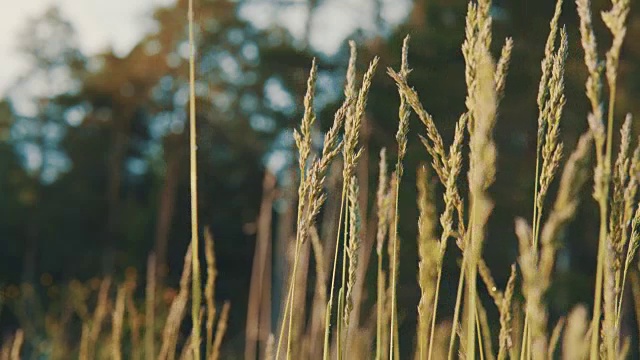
154,138 -> 184,284
103,130 -> 127,274
245,172 -> 276,360
274,170 -> 296,337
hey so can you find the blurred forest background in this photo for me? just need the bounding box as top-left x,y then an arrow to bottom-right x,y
0,0 -> 639,357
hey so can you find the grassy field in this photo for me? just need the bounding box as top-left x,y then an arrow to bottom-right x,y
1,0 -> 638,358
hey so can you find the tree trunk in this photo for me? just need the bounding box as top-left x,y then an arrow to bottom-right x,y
154,138 -> 184,284
245,172 -> 276,360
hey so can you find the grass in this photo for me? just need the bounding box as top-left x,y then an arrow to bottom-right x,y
1,0 -> 639,358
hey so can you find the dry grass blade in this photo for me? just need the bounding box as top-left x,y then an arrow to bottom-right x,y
494,37 -> 513,104
307,226 -> 327,357
145,254 -> 157,360
521,133 -> 593,359
375,148 -> 390,360
112,285 -> 127,360
205,227 -> 218,359
389,36 -> 411,360
159,246 -> 192,360
9,330 -> 23,360
81,277 -> 111,360
465,46 -> 497,360
497,265 -> 516,360
211,301 -> 231,360
280,57 -> 318,360
548,317 -> 565,359
416,165 -> 438,360
563,306 -> 589,359
344,176 -> 361,333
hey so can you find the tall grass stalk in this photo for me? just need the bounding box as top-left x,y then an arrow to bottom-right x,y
388,35 -> 410,360
576,0 -> 631,356
187,0 -> 202,358
319,43 -> 355,360
374,148 -> 389,360
521,1 -> 567,354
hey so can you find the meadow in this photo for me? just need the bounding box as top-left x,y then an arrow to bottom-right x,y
1,0 -> 638,358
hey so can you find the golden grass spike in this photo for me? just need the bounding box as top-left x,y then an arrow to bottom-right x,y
602,0 -> 630,104
211,301 -> 231,360
618,204 -> 640,323
416,165 -> 438,360
344,176 -> 361,332
465,46 -> 497,360
577,0 -> 631,354
497,265 -> 516,360
323,42 -> 358,360
525,4 -> 569,348
576,0 -> 603,133
389,35 -> 411,360
336,52 -> 379,359
280,56 -> 319,360
494,37 -> 513,104
387,70 -> 446,181
536,28 -> 568,217
9,330 -> 23,360
547,317 -> 565,359
159,246 -> 192,360
576,5 -> 607,351
609,116 -> 632,336
521,133 -> 593,359
562,305 -> 589,359
293,58 -> 318,174
111,285 -> 127,360
537,0 -> 564,112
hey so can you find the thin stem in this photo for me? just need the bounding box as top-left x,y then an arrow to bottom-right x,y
277,173 -> 309,358
275,273 -> 292,359
188,0 -> 202,358
337,200 -> 350,359
323,188 -> 348,359
590,202 -> 608,356
476,307 -> 485,360
590,86 -> 616,358
376,251 -> 384,360
466,201 -> 479,360
427,269 -> 443,360
519,318 -> 529,360
389,162 -> 402,360
285,236 -> 303,359
616,234 -> 636,325
448,256 -> 466,360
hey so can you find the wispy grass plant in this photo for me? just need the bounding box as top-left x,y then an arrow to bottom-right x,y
3,0 -> 640,359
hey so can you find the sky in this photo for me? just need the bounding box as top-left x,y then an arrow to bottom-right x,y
0,0 -> 174,96
0,0 -> 411,97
